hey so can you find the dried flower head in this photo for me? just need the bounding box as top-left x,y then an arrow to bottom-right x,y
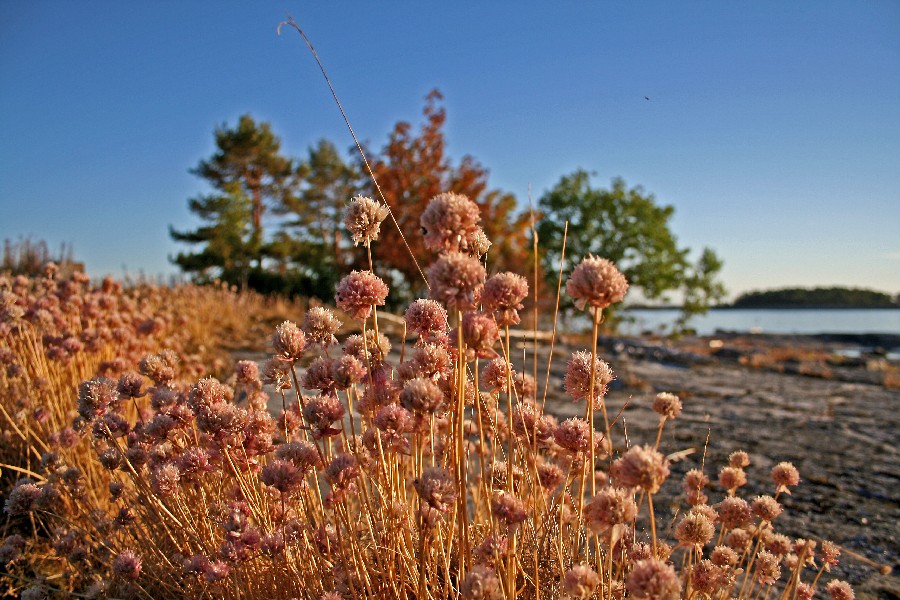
335,270 -> 389,321
611,445 -> 670,493
421,192 -> 482,253
481,272 -> 528,326
729,450 -> 750,468
427,252 -> 486,311
401,377 -> 445,415
717,497 -> 752,529
718,466 -> 748,491
772,461 -> 800,493
563,564 -> 601,599
112,550 -> 142,580
261,459 -> 304,495
584,487 -> 637,534
626,559 -> 681,600
492,490 -> 528,525
710,545 -> 739,567
324,453 -> 359,491
77,377 -> 119,421
826,580 -> 855,600
414,467 -> 458,512
459,564 -> 503,600
564,351 -> 614,404
344,195 -> 389,246
302,306 -> 342,347
454,311 -> 499,361
404,298 -> 449,339
675,512 -> 715,548
554,418 -> 595,455
755,550 -> 782,585
751,495 -> 783,522
567,255 -> 629,311
652,392 -> 682,419
272,321 -> 307,362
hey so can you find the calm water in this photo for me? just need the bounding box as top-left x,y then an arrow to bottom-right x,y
619,308 -> 900,336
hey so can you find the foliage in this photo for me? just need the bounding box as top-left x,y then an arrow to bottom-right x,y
732,286 -> 899,308
170,115 -> 299,283
2,237 -> 78,277
537,169 -> 726,328
366,90 -> 533,301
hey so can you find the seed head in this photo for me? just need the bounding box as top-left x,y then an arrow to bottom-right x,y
302,306 -> 342,347
261,459 -> 304,495
400,377 -> 445,414
652,392 -> 682,419
563,564 -> 600,599
481,272 -> 528,326
459,564 -> 503,600
718,466 -> 747,491
492,490 -> 528,525
564,351 -> 614,405
626,559 -> 681,600
421,192 -> 482,253
755,550 -> 782,585
427,252 -> 486,311
584,487 -> 637,534
112,550 -> 142,580
335,270 -> 389,321
344,195 -> 389,246
717,497 -> 752,529
404,299 -> 449,338
826,580 -> 855,600
414,466 -> 458,512
454,311 -> 499,361
567,255 -> 628,311
771,461 -> 800,493
675,512 -> 715,548
611,445 -> 670,493
553,418 -> 595,455
751,495 -> 783,522
272,321 -> 307,362
729,450 -> 750,468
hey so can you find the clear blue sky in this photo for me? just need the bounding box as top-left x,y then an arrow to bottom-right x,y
2,1 -> 898,299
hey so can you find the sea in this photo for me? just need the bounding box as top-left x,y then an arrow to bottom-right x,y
618,308 -> 900,337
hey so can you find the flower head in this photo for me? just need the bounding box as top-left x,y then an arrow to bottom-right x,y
771,461 -> 800,494
584,487 -> 637,534
459,564 -> 503,600
302,306 -> 342,347
626,559 -> 681,600
427,252 -> 485,311
481,272 -> 528,326
653,392 -> 682,419
414,466 -> 458,512
420,192 -> 482,253
344,195 -> 389,246
335,271 -> 389,321
564,351 -> 614,405
112,550 -> 142,580
563,564 -> 601,599
272,321 -> 306,362
611,445 -> 670,493
566,255 -> 628,311
404,299 -> 449,339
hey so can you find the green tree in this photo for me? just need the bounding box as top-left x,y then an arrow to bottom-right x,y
276,139 -> 361,293
169,182 -> 256,285
537,169 -> 725,328
676,247 -> 727,332
171,115 -> 300,286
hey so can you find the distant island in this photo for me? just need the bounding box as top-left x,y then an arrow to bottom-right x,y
729,286 -> 899,309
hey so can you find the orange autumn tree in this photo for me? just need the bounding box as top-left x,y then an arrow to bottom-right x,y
366,90 -> 534,301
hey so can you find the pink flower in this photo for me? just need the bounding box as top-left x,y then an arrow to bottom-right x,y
771,461 -> 800,494
400,377 -> 445,415
459,564 -> 503,600
302,306 -> 342,347
610,445 -> 670,493
652,392 -> 682,419
261,459 -> 304,495
563,564 -> 600,599
335,271 -> 389,321
566,255 -> 628,311
584,487 -> 637,534
453,311 -> 499,361
272,321 -> 307,362
414,466 -> 458,512
481,272 -> 528,326
427,252 -> 485,311
344,195 -> 389,246
404,298 -> 449,339
420,192 -> 482,253
626,559 -> 681,600
112,550 -> 142,580
564,351 -> 614,405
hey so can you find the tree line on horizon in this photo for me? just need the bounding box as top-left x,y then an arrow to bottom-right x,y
170,89 -> 726,327
731,287 -> 900,309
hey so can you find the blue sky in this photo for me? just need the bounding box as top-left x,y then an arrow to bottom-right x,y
1,1 -> 898,299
